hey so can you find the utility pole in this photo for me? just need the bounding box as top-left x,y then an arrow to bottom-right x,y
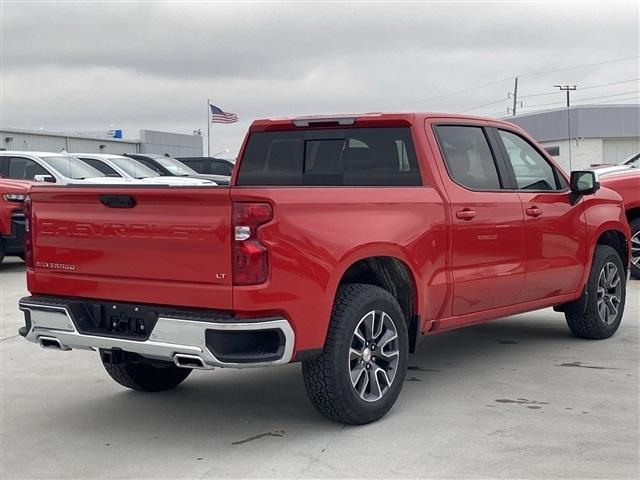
554,85 -> 578,170
507,77 -> 522,117
207,99 -> 211,157
507,76 -> 521,115
554,84 -> 577,106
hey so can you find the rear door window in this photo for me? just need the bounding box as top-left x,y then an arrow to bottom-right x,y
236,127 -> 421,186
210,160 -> 233,176
7,157 -> 50,180
434,126 -> 502,190
79,158 -> 121,177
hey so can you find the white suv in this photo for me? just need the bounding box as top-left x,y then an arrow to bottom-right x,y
0,151 -> 135,185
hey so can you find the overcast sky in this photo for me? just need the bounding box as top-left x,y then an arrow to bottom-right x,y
1,1 -> 638,155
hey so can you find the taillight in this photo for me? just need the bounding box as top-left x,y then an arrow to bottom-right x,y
232,202 -> 273,285
23,195 -> 34,269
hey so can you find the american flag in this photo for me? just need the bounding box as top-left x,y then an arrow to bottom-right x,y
210,104 -> 238,124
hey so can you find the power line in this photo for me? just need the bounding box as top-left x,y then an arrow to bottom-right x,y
387,76 -> 512,109
458,83 -> 639,114
518,55 -> 639,78
523,89 -> 640,108
387,55 -> 639,111
520,78 -> 640,99
457,97 -> 508,113
495,95 -> 639,118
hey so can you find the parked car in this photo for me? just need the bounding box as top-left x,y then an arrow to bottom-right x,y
0,178 -> 31,263
177,156 -> 235,176
18,113 -> 630,425
595,167 -> 640,279
124,153 -> 230,185
0,151 -> 133,185
622,152 -> 639,168
73,154 -> 217,186
589,152 -> 639,168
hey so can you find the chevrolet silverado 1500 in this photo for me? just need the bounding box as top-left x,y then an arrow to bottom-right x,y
19,113 -> 631,424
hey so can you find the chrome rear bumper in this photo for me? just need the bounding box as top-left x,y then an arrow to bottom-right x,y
19,298 -> 294,369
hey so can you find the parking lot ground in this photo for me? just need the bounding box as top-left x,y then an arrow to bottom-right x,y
1,256 -> 638,479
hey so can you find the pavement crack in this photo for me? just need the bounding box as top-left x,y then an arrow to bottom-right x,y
0,334 -> 19,342
554,361 -> 622,370
231,430 -> 285,446
407,366 -> 440,372
495,398 -> 549,406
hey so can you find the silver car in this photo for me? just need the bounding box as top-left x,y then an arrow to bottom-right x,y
72,154 -> 217,186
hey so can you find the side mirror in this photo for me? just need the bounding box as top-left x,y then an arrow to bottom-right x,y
33,174 -> 55,183
569,171 -> 599,204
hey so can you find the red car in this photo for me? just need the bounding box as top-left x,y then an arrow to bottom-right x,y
0,177 -> 32,263
18,113 -> 631,424
596,168 -> 640,279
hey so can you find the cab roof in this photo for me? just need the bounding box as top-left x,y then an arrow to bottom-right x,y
249,112 -> 520,132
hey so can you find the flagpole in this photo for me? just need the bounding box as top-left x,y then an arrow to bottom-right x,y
207,98 -> 211,157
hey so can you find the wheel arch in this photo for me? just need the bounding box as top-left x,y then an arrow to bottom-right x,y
595,229 -> 629,273
335,251 -> 421,353
626,206 -> 640,223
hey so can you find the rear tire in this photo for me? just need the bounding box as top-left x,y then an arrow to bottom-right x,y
565,245 -> 626,339
102,356 -> 192,392
629,218 -> 640,280
302,284 -> 408,425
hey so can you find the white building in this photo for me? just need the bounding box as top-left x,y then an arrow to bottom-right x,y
0,128 -> 203,157
505,104 -> 639,171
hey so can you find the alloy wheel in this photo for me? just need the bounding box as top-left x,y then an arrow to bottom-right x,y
631,231 -> 640,268
348,310 -> 400,402
596,262 -> 622,325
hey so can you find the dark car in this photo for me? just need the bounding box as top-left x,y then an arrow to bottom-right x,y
124,153 -> 230,185
177,157 -> 235,176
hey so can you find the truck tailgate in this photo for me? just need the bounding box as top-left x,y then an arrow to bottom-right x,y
27,186 -> 233,309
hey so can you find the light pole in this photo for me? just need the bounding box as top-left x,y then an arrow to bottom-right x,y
554,85 -> 578,170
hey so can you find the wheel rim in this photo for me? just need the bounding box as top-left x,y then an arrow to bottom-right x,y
348,310 -> 400,403
631,230 -> 640,267
596,262 -> 622,325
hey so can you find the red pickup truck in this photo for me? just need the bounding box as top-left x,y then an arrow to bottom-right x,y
18,113 -> 631,424
596,168 -> 640,279
0,178 -> 31,263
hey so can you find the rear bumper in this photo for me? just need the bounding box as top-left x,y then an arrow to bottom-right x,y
18,296 -> 294,369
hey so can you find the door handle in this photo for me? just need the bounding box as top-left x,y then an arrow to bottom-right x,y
456,209 -> 477,221
526,206 -> 543,217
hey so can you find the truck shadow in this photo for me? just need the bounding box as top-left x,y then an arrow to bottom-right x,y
0,259 -> 25,273
27,313 -> 594,448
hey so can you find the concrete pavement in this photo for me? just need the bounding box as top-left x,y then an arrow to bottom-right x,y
1,257 -> 638,479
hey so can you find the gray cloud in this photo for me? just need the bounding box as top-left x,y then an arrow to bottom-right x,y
1,1 -> 638,154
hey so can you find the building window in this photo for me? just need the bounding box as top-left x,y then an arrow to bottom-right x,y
544,146 -> 560,157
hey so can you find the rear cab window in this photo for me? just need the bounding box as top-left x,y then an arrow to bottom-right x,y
236,127 -> 422,186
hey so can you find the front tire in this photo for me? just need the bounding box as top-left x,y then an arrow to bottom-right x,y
629,218 -> 640,280
302,284 -> 408,425
565,245 -> 626,339
102,356 -> 192,392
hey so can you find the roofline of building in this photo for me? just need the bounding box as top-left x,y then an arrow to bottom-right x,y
0,126 -> 139,143
503,103 -> 639,120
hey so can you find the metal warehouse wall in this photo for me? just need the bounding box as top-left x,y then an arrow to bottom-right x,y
0,129 -> 138,154
505,105 -> 640,143
139,130 -> 203,156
